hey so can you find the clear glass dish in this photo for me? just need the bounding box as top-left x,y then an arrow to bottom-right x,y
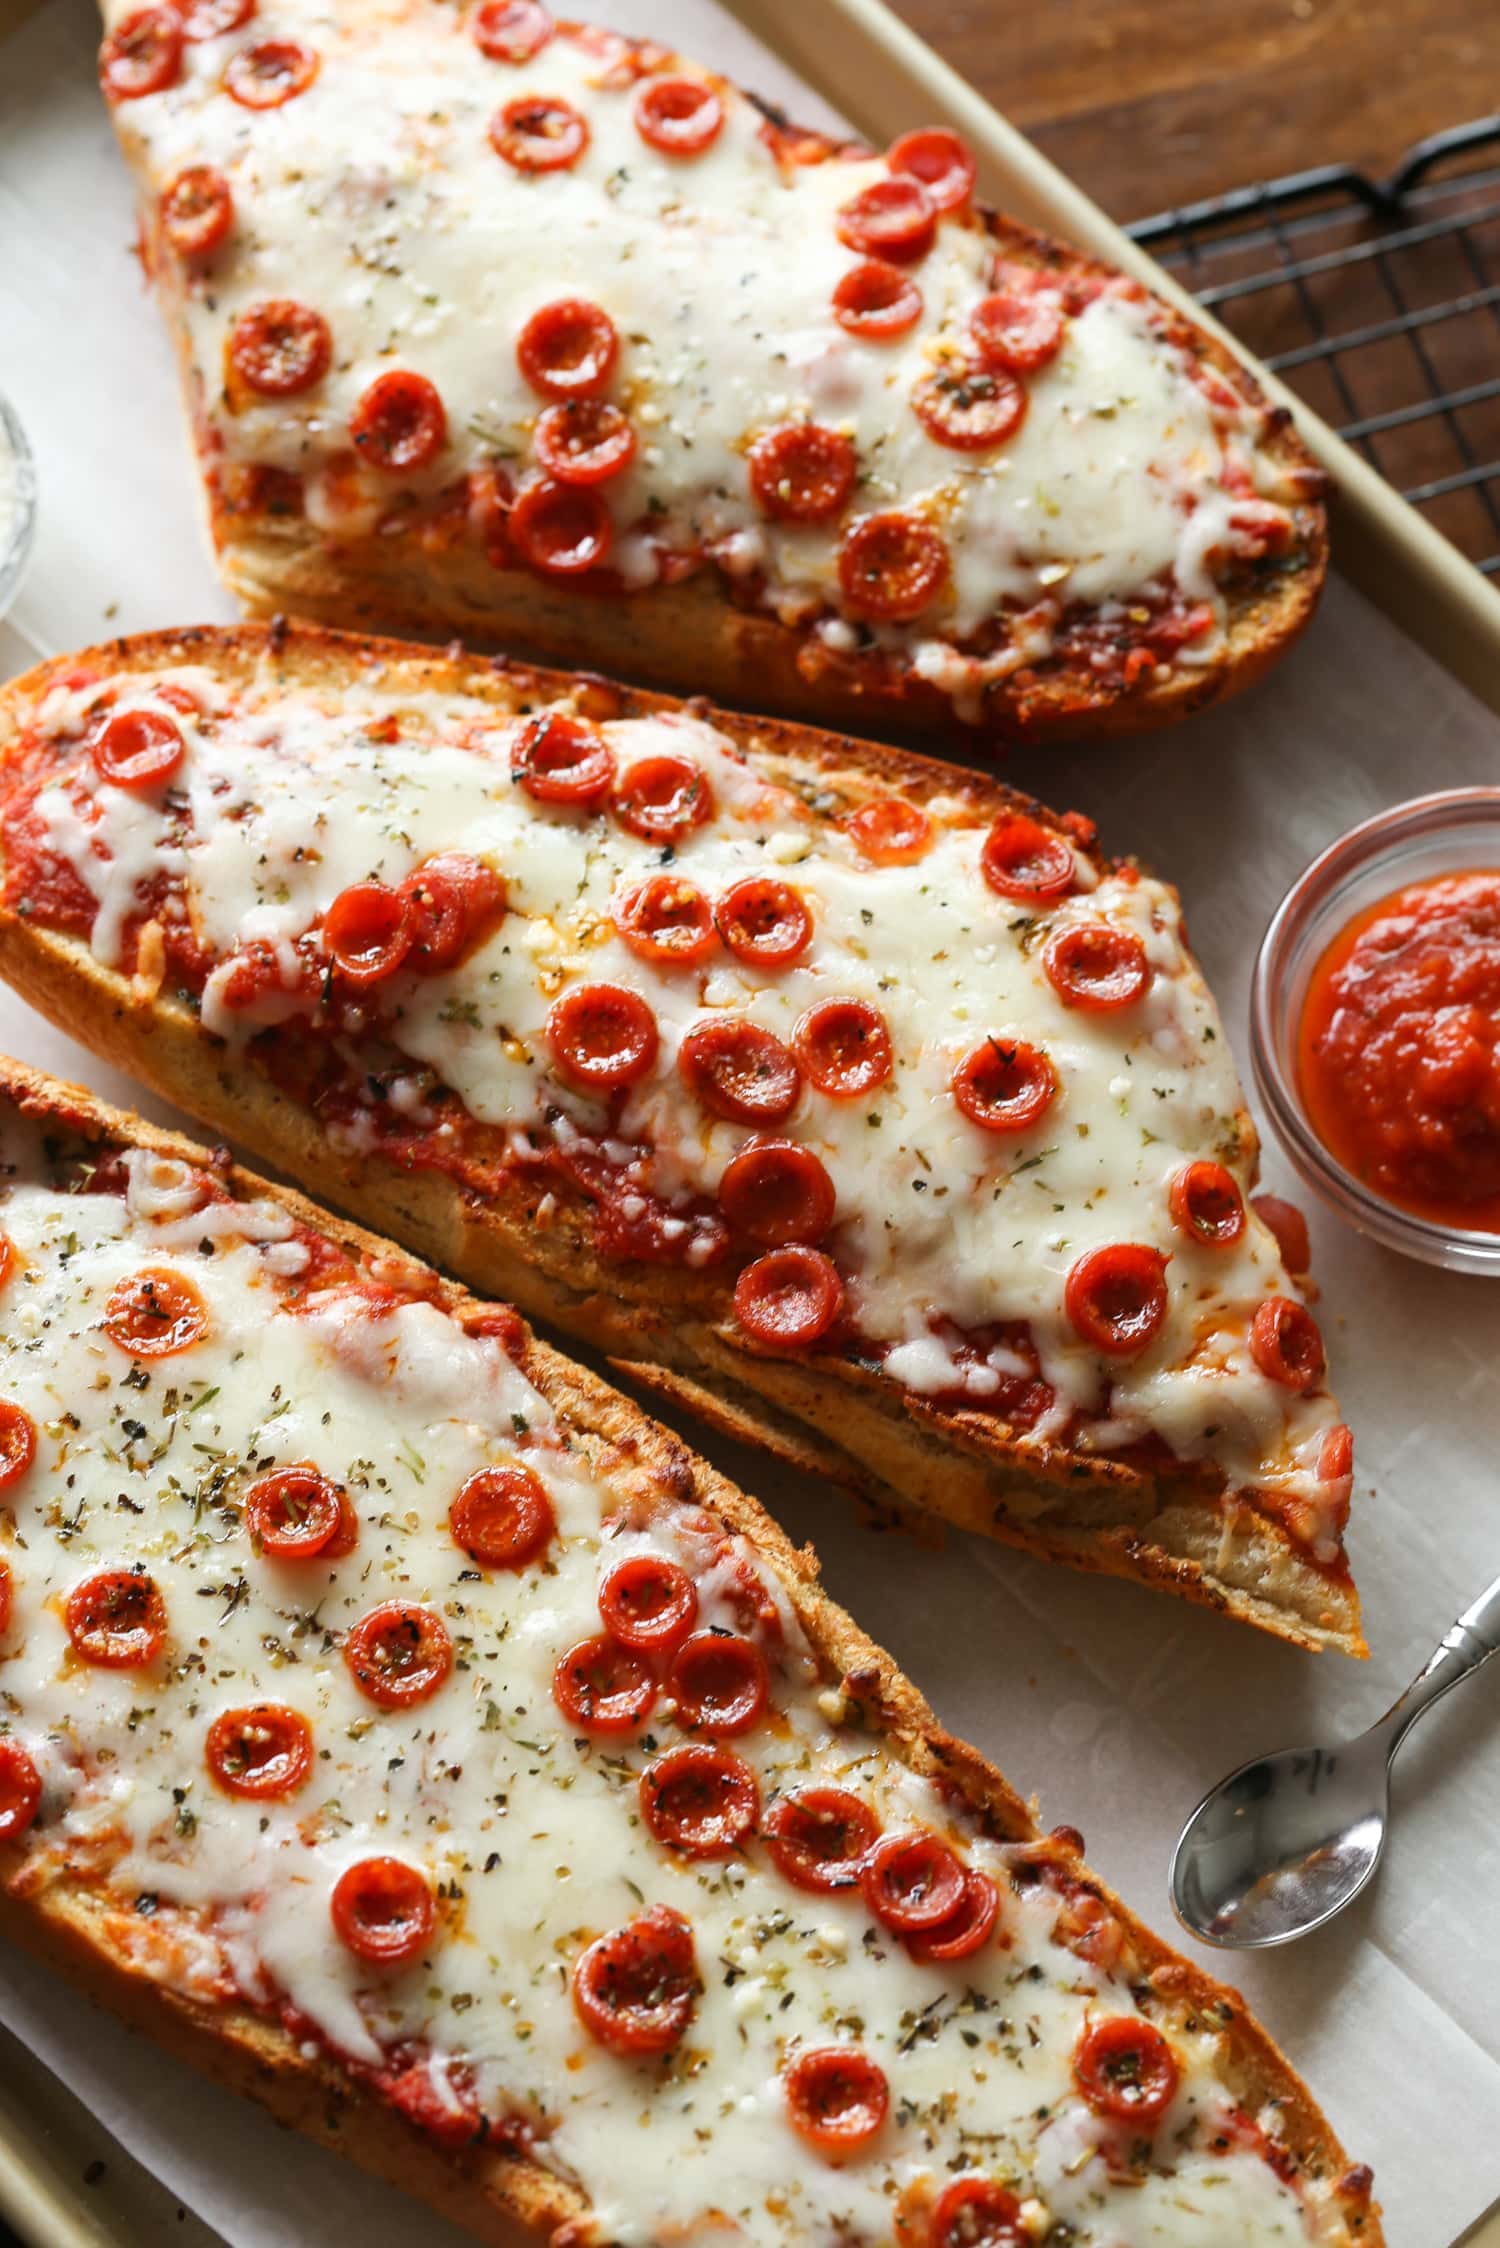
0,388 -> 37,623
1251,787 -> 1500,1275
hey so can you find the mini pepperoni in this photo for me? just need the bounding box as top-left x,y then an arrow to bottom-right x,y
490,93 -> 588,172
323,882 -> 414,987
613,755 -> 715,844
1321,1422 -> 1354,1482
206,1703 -> 313,1798
784,2047 -> 888,2159
832,259 -> 923,341
534,399 -> 635,485
838,511 -> 947,622
715,878 -> 813,968
719,1140 -> 835,1246
331,1857 -> 435,1969
450,1464 -> 555,1570
92,709 -> 184,791
667,1631 -> 768,1736
516,299 -> 619,401
617,876 -> 716,967
598,1554 -> 698,1653
906,1867 -> 1000,1963
640,1744 -> 758,1858
99,6 -> 181,99
554,1632 -> 656,1733
845,796 -> 933,866
679,1020 -> 801,1125
1073,2016 -> 1180,2129
971,287 -> 1066,376
952,1038 -> 1057,1134
177,0 -> 254,35
836,175 -> 936,263
160,166 -> 234,259
572,1904 -> 696,2055
547,983 -> 659,1092
350,371 -> 447,474
1252,1193 -> 1311,1276
733,1246 -> 842,1349
243,1465 -> 345,1559
1169,1161 -> 1246,1248
861,1831 -> 966,1932
400,852 -> 506,971
748,425 -> 857,525
0,1405 -> 33,1497
1065,1243 -> 1169,1357
103,1267 -> 208,1358
929,2179 -> 1028,2248
1043,923 -> 1151,1012
470,0 -> 552,61
344,1603 -> 453,1709
229,300 -> 332,396
794,998 -> 892,1101
0,1740 -> 41,1844
224,37 -> 318,107
1250,1297 -> 1326,1391
764,1786 -> 879,1892
512,710 -> 616,807
65,1570 -> 166,1668
980,811 -> 1075,902
913,363 -> 1026,452
888,127 -> 976,213
509,477 -> 613,577
635,76 -> 724,156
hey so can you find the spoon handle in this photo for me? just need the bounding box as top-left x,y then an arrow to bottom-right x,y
1380,1569 -> 1500,1751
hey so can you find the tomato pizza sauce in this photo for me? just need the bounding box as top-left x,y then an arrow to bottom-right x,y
1297,869 -> 1500,1230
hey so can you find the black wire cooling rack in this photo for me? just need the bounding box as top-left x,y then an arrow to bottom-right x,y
1128,116 -> 1500,578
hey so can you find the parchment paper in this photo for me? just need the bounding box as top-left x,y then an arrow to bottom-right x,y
2,4 -> 1497,2241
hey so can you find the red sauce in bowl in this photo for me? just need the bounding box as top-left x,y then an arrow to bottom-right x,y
1298,869 -> 1500,1231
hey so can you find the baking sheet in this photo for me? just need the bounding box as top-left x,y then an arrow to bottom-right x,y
2,1 -> 1498,2240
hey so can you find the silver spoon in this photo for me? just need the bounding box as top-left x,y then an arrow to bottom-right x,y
1171,1570 -> 1500,1948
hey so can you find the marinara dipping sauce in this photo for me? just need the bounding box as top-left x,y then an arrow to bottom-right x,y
1297,868 -> 1500,1231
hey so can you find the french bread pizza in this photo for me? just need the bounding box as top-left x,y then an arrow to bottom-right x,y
0,1059 -> 1380,2244
97,0 -> 1326,743
0,625 -> 1363,1655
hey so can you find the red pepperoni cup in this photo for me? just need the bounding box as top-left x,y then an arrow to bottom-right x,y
516,299 -> 619,400
243,1465 -> 346,1559
331,1857 -> 435,1968
65,1568 -> 167,1667
177,0 -> 254,34
401,851 -> 505,971
617,875 -> 716,967
161,166 -> 234,259
490,93 -> 589,171
1250,1296 -> 1326,1390
971,287 -> 1066,376
887,127 -> 976,214
613,754 -> 714,843
640,1744 -> 759,1858
836,175 -> 936,263
838,512 -> 947,622
1251,1192 -> 1311,1277
534,399 -> 635,485
952,1038 -> 1057,1134
206,1703 -> 313,1797
103,1266 -> 209,1358
1073,2016 -> 1181,2129
861,1830 -> 966,1932
508,477 -> 613,577
99,7 -> 182,99
634,76 -> 725,157
832,260 -> 923,341
1169,1161 -> 1246,1248
764,1786 -> 879,1892
719,1139 -> 835,1246
913,364 -> 1026,452
597,1553 -> 698,1652
553,1632 -> 656,1733
323,882 -> 414,987
547,983 -> 659,1091
572,1904 -> 696,2055
512,710 -> 615,807
471,0 -> 553,62
224,38 -> 319,107
715,877 -> 813,968
980,811 -> 1075,902
795,998 -> 892,1100
1065,1243 -> 1169,1357
1043,922 -> 1151,1012
91,709 -> 185,792
0,1739 -> 41,1844
449,1464 -> 555,1569
783,2047 -> 889,2160
844,796 -> 933,866
929,2179 -> 1028,2248
344,1602 -> 453,1708
229,301 -> 332,397
733,1245 -> 842,1349
667,1630 -> 768,1736
350,371 -> 448,473
679,1020 -> 801,1125
905,1867 -> 1000,1963
747,424 -> 857,524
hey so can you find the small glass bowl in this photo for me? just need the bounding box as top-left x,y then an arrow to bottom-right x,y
0,388 -> 37,623
1251,787 -> 1500,1276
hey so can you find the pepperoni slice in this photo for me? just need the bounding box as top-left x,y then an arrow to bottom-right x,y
635,77 -> 724,157
598,1554 -> 698,1653
784,2047 -> 889,2159
640,1744 -> 758,1858
516,299 -> 619,401
161,167 -> 234,259
1320,1423 -> 1354,1482
350,372 -> 447,474
229,301 -> 332,397
344,1603 -> 453,1708
617,875 -> 716,967
715,878 -> 813,968
490,94 -> 589,172
449,1464 -> 555,1570
667,1631 -> 768,1736
836,176 -> 936,263
980,811 -> 1075,902
838,512 -> 947,621
832,259 -> 923,341
547,983 -> 659,1091
508,477 -> 613,577
905,1867 -> 1000,1963
861,1831 -> 966,1932
764,1787 -> 879,1892
553,1632 -> 656,1733
534,399 -> 635,485
103,1267 -> 208,1358
205,1703 -> 313,1798
733,1246 -> 842,1349
719,1140 -> 835,1246
331,1857 -> 435,1968
1250,1297 -> 1326,1391
224,38 -> 319,107
612,755 -> 715,844
929,2179 -> 1028,2248
512,710 -> 615,807
99,7 -> 181,99
794,998 -> 893,1101
323,882 -> 414,987
844,796 -> 933,866
0,1406 -> 34,1496
64,1570 -> 166,1667
913,364 -> 1026,452
92,709 -> 185,791
679,1020 -> 801,1124
747,425 -> 857,525
0,1740 -> 41,1844
1252,1193 -> 1311,1277
1073,2017 -> 1180,2129
471,0 -> 552,61
400,852 -> 506,971
243,1465 -> 346,1559
971,288 -> 1066,376
572,1904 -> 696,2055
1065,1244 -> 1169,1357
887,127 -> 976,213
951,1037 -> 1057,1135
177,0 -> 254,35
1043,923 -> 1151,1012
1169,1160 -> 1246,1248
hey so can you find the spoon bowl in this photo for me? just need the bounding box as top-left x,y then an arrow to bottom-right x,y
1171,1735 -> 1389,1948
